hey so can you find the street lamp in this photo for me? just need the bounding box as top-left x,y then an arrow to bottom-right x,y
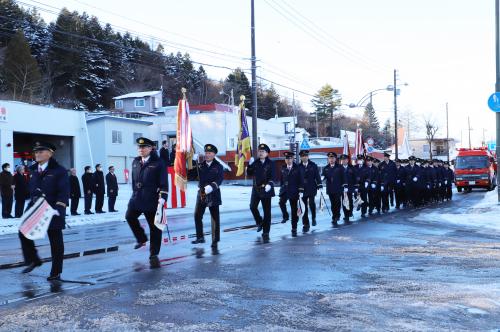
219,89 -> 234,106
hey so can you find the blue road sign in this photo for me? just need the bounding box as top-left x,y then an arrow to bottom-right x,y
367,146 -> 374,153
300,139 -> 310,150
487,142 -> 496,151
487,92 -> 500,112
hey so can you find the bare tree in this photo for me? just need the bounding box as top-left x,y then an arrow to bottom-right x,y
424,117 -> 439,159
399,108 -> 421,140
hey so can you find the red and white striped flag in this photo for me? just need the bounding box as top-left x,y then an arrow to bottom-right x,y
174,97 -> 194,192
154,200 -> 168,231
354,127 -> 364,158
19,197 -> 58,240
342,132 -> 350,158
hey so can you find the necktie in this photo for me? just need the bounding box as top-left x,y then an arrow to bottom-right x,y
39,167 -> 42,173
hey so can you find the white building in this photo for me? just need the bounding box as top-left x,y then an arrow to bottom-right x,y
86,115 -> 154,183
0,100 -> 92,170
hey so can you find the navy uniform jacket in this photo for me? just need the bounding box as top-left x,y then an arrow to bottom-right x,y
128,152 -> 169,212
395,166 -> 407,187
444,168 -> 454,186
69,175 -> 81,199
437,166 -> 446,186
28,158 -> 69,230
364,165 -> 380,191
106,172 -> 118,197
93,170 -> 105,195
247,157 -> 276,198
13,173 -> 29,200
279,163 -> 304,200
322,163 -> 343,195
340,164 -> 356,193
299,161 -> 322,197
379,160 -> 397,187
81,173 -> 95,195
354,164 -> 368,191
406,164 -> 424,189
196,159 -> 224,207
159,147 -> 170,167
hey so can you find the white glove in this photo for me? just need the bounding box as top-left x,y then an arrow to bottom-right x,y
444,180 -> 448,185
158,198 -> 166,206
438,183 -> 441,187
371,183 -> 376,189
427,185 -> 430,189
354,188 -> 358,193
364,182 -> 369,188
380,186 -> 384,192
413,177 -> 418,182
204,185 -> 213,194
397,179 -> 401,184
343,187 -> 349,193
265,184 -> 271,192
249,157 -> 255,165
299,192 -> 304,198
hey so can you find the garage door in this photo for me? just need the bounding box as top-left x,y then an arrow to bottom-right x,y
107,156 -> 126,184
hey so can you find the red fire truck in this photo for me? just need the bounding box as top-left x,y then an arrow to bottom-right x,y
454,147 -> 497,192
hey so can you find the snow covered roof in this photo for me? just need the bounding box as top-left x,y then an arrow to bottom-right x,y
86,115 -> 153,125
113,91 -> 162,100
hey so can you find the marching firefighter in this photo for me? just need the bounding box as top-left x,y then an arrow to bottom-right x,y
340,154 -> 355,224
354,155 -> 369,218
278,151 -> 304,236
394,159 -> 407,209
322,152 -> 343,227
365,156 -> 380,215
191,144 -> 224,249
379,152 -> 396,213
372,158 -> 382,214
126,137 -> 168,269
406,156 -> 423,207
443,161 -> 455,201
247,144 -> 275,241
19,141 -> 69,281
298,150 -> 322,230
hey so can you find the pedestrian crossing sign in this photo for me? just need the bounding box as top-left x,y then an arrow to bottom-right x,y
300,139 -> 310,150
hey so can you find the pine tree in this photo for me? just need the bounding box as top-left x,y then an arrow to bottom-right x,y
361,102 -> 383,146
311,84 -> 342,136
380,119 -> 394,149
3,30 -> 42,102
223,68 -> 251,107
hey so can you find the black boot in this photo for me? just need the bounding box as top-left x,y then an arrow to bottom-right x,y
312,219 -> 316,226
191,238 -> 205,244
291,229 -> 297,237
256,223 -> 263,232
149,255 -> 161,269
22,260 -> 42,274
134,242 -> 146,249
47,273 -> 61,281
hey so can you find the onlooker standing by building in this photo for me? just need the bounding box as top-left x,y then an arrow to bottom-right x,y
169,143 -> 176,166
93,164 -> 105,213
81,166 -> 94,214
69,168 -> 81,215
106,166 -> 118,212
13,165 -> 29,218
0,163 -> 14,219
159,140 -> 170,167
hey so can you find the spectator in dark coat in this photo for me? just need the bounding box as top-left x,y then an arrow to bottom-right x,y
0,163 -> 14,218
69,168 -> 81,215
81,166 -> 94,214
106,166 -> 119,212
169,143 -> 176,166
159,140 -> 170,167
93,164 -> 105,213
13,165 -> 29,218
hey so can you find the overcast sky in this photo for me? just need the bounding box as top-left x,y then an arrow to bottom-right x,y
26,0 -> 497,147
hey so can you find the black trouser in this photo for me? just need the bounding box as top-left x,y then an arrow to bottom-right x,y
395,185 -> 405,208
389,189 -> 394,206
70,197 -> 79,214
288,198 -> 299,231
95,192 -> 104,212
15,197 -> 26,218
381,185 -> 391,212
19,229 -> 64,276
301,195 -> 316,227
358,189 -> 368,215
341,192 -> 353,221
194,197 -> 220,243
279,195 -> 290,221
446,185 -> 453,200
108,196 -> 116,212
328,193 -> 341,221
249,190 -> 272,234
84,193 -> 93,213
126,209 -> 161,257
2,194 -> 13,218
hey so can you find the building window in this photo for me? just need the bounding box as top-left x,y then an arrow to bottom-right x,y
133,133 -> 143,142
135,98 -> 145,107
229,138 -> 235,148
115,100 -> 123,109
423,144 -> 429,153
112,130 -> 122,144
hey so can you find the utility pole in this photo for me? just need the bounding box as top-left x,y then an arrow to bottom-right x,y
393,69 -> 399,159
251,0 -> 258,156
468,116 -> 472,149
446,102 -> 450,163
497,0 -> 500,202
315,111 -> 319,138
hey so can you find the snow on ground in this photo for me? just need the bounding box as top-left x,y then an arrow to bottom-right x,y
0,182 -> 254,236
417,190 -> 500,231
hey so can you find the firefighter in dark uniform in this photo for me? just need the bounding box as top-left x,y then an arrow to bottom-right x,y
298,150 -> 322,230
126,137 -> 169,269
106,166 -> 119,212
437,160 -> 446,202
81,166 -> 94,214
191,144 -> 224,249
19,141 -> 69,280
372,158 -> 382,213
93,164 -> 106,213
443,161 -> 454,201
69,168 -> 81,215
394,159 -> 407,209
422,160 -> 432,204
278,151 -> 304,236
339,154 -> 355,224
354,155 -> 368,218
406,156 -> 423,207
247,143 -> 275,241
379,152 -> 396,213
322,152 -> 342,227
364,156 -> 380,215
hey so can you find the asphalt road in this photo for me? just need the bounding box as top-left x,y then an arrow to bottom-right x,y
0,190 -> 499,331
